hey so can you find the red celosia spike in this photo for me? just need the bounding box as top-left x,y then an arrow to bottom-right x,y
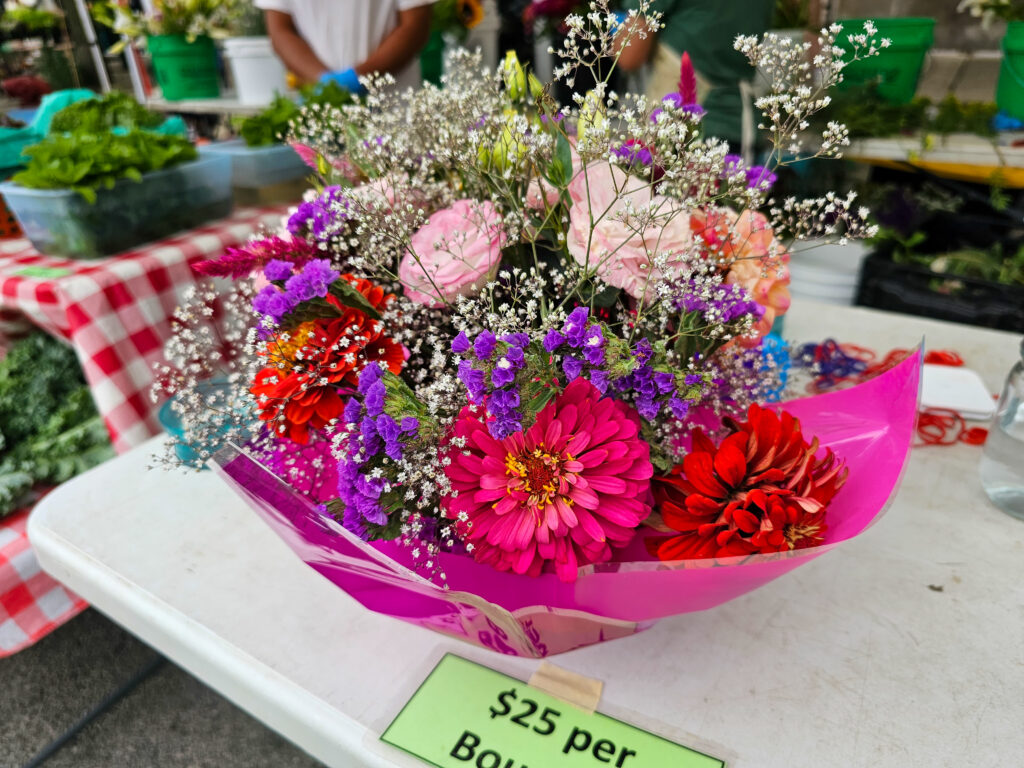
679,51 -> 697,105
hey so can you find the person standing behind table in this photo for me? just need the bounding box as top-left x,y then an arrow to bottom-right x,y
257,0 -> 436,93
616,0 -> 774,159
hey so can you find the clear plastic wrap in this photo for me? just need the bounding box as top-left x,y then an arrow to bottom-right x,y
212,349 -> 921,657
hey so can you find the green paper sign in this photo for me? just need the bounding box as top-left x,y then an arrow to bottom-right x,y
14,266 -> 72,279
382,654 -> 725,768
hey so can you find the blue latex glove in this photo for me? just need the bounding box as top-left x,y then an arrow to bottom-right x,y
319,68 -> 364,95
609,10 -> 628,36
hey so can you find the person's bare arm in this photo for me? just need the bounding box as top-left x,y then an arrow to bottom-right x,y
615,18 -> 658,72
355,6 -> 434,76
265,9 -> 329,83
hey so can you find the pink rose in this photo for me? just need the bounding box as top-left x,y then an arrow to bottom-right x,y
566,162 -> 692,299
399,199 -> 507,307
691,208 -> 791,345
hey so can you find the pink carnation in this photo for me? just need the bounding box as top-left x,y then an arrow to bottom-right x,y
566,162 -> 692,300
691,208 -> 791,344
443,378 -> 654,582
398,199 -> 506,307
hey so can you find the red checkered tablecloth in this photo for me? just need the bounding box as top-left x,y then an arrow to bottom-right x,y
0,503 -> 87,656
0,206 -> 286,452
0,205 -> 288,656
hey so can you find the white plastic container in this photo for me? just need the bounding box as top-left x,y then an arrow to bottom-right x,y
222,36 -> 287,106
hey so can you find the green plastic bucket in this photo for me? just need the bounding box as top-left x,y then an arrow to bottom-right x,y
997,22 -> 1024,120
420,29 -> 444,87
148,34 -> 221,101
837,17 -> 935,103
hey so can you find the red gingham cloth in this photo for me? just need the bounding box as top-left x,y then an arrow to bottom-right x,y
0,206 -> 287,452
0,206 -> 289,655
1,503 -> 87,656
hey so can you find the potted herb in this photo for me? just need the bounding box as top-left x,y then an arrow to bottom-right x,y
856,183 -> 1024,332
93,0 -> 242,101
204,82 -> 352,204
0,129 -> 232,258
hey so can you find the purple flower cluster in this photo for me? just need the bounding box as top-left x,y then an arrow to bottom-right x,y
677,280 -> 765,325
724,155 -> 777,191
543,307 -> 606,387
252,258 -> 340,325
287,186 -> 352,241
651,92 -> 705,122
452,330 -> 529,440
610,339 -> 693,421
613,141 -> 653,168
336,363 -> 419,539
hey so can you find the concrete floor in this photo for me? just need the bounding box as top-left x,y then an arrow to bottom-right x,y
0,609 -> 323,768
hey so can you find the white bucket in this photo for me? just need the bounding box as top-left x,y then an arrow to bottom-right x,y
222,36 -> 287,106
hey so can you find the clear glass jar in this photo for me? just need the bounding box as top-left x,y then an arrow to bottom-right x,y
980,339 -> 1024,520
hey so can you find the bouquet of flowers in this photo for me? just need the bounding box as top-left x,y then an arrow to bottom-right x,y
161,3 -> 918,656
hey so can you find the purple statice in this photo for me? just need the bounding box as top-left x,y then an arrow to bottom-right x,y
651,92 -> 705,123
253,284 -> 297,324
613,141 -> 653,168
562,307 -> 590,346
562,357 -> 584,382
335,364 -> 419,540
485,334 -> 529,438
283,258 -> 340,305
677,280 -> 764,325
254,258 -> 339,325
287,186 -> 351,241
723,154 -> 777,191
451,331 -> 471,355
264,259 -> 294,282
543,329 -> 565,352
542,307 -> 608,392
745,165 -> 777,190
457,360 -> 486,404
474,330 -> 497,360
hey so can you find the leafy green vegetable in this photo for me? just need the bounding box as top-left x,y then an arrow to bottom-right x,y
0,333 -> 113,517
239,96 -> 300,147
50,92 -> 166,135
12,130 -> 198,202
824,85 -> 997,139
238,82 -> 353,147
0,6 -> 61,34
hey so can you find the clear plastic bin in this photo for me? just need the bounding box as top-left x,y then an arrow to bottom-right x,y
201,140 -> 309,189
0,155 -> 233,259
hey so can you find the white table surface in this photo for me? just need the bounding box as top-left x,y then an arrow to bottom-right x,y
28,302 -> 1024,767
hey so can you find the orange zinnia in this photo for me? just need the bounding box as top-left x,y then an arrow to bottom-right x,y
251,276 -> 403,443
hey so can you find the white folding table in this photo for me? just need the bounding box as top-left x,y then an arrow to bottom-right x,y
28,302 -> 1024,767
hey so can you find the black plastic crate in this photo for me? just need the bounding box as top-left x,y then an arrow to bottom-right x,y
856,252 -> 1024,333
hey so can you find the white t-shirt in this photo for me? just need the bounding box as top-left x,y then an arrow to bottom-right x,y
255,0 -> 434,90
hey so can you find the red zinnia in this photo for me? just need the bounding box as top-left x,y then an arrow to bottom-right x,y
251,276 -> 403,443
647,404 -> 848,561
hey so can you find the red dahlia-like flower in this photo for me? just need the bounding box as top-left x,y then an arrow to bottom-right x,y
647,403 -> 848,561
251,276 -> 403,443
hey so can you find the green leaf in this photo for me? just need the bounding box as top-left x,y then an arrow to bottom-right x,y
328,280 -> 382,320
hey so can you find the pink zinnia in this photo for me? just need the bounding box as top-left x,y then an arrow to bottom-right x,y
443,378 -> 654,582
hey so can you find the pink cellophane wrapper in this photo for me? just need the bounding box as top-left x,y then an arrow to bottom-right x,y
212,349 -> 921,657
